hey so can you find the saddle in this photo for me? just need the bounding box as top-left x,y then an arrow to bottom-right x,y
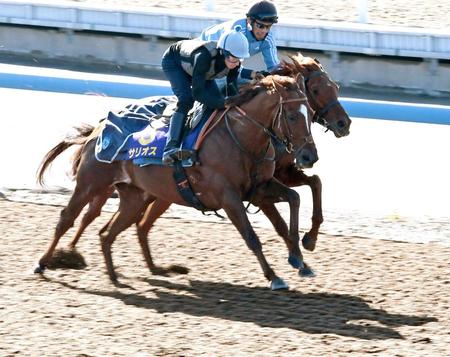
95,96 -> 214,167
160,99 -> 211,131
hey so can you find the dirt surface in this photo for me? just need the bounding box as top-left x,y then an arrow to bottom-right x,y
72,0 -> 450,30
1,198 -> 449,356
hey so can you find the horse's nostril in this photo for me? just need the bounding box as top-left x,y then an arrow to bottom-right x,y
337,120 -> 346,128
302,154 -> 311,162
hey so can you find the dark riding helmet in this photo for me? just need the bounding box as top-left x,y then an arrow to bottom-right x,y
246,1 -> 278,24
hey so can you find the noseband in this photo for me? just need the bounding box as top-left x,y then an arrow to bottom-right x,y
304,70 -> 340,129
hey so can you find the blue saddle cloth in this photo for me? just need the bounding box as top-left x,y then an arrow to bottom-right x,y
95,96 -> 210,167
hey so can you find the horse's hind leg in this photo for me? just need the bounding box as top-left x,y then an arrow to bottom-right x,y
136,199 -> 171,272
99,184 -> 147,282
222,190 -> 287,290
68,186 -> 114,249
35,185 -> 92,273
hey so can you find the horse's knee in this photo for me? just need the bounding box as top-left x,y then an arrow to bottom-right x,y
310,174 -> 322,184
287,189 -> 300,207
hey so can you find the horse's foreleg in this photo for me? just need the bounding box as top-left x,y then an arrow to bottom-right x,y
68,186 -> 114,249
275,166 -> 323,251
222,190 -> 287,290
136,198 -> 170,272
99,184 -> 146,282
259,203 -> 300,259
35,185 -> 92,273
252,179 -> 314,277
299,174 -> 323,252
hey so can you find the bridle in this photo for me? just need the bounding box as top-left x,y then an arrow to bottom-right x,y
223,80 -> 312,213
304,70 -> 340,130
224,85 -> 310,163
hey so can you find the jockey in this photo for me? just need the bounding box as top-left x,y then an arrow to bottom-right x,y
161,27 -> 250,165
199,0 -> 279,85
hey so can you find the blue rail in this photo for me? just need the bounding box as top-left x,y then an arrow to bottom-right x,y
1,68 -> 449,125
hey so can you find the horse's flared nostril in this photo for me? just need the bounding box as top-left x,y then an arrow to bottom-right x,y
302,154 -> 311,163
297,149 -> 319,168
337,119 -> 346,128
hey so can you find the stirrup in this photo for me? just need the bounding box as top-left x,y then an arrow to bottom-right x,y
162,148 -> 179,165
162,149 -> 198,166
175,149 -> 195,161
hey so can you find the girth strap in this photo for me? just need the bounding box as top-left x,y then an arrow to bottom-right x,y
173,161 -> 208,212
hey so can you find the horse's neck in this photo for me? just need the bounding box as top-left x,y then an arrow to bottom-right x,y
224,97 -> 278,156
240,94 -> 278,128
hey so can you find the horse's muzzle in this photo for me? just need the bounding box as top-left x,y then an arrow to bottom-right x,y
295,147 -> 319,168
330,115 -> 352,138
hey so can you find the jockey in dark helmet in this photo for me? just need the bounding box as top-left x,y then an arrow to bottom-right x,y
199,1 -> 280,85
161,27 -> 250,165
247,0 -> 279,26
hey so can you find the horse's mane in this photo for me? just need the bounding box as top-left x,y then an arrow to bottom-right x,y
227,74 -> 298,107
273,54 -> 324,77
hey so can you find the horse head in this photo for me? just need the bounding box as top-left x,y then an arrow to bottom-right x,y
258,74 -> 318,169
277,55 -> 352,138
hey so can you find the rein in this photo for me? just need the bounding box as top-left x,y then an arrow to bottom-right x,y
225,107 -> 273,164
304,70 -> 340,129
225,93 -> 309,163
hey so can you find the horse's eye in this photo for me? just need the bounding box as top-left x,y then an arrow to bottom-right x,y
288,113 -> 298,121
312,89 -> 319,95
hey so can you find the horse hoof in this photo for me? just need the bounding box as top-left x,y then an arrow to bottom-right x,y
33,264 -> 45,274
270,277 -> 289,291
302,233 -> 316,251
299,265 -> 315,278
287,254 -> 301,269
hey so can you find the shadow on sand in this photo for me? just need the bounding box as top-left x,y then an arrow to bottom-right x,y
44,276 -> 437,340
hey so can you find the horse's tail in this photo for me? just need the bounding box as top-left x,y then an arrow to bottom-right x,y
36,123 -> 96,186
70,121 -> 105,176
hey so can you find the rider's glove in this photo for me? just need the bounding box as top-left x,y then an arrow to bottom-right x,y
254,71 -> 270,81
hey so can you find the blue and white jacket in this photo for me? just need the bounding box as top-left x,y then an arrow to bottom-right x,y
199,18 -> 279,80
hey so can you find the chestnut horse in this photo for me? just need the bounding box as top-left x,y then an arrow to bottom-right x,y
37,55 -> 351,283
276,55 -> 351,138
36,74 -> 316,290
96,55 -> 350,253
59,55 -> 350,256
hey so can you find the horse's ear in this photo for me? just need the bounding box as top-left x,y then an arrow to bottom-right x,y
313,57 -> 324,71
295,73 -> 306,92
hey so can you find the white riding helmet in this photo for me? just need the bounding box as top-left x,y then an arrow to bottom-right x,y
217,26 -> 250,60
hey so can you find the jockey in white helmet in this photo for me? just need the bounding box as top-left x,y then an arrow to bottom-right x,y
160,27 -> 249,165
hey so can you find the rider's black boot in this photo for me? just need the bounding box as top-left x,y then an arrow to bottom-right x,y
162,112 -> 186,165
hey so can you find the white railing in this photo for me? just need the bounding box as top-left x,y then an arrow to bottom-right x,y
0,0 -> 449,60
